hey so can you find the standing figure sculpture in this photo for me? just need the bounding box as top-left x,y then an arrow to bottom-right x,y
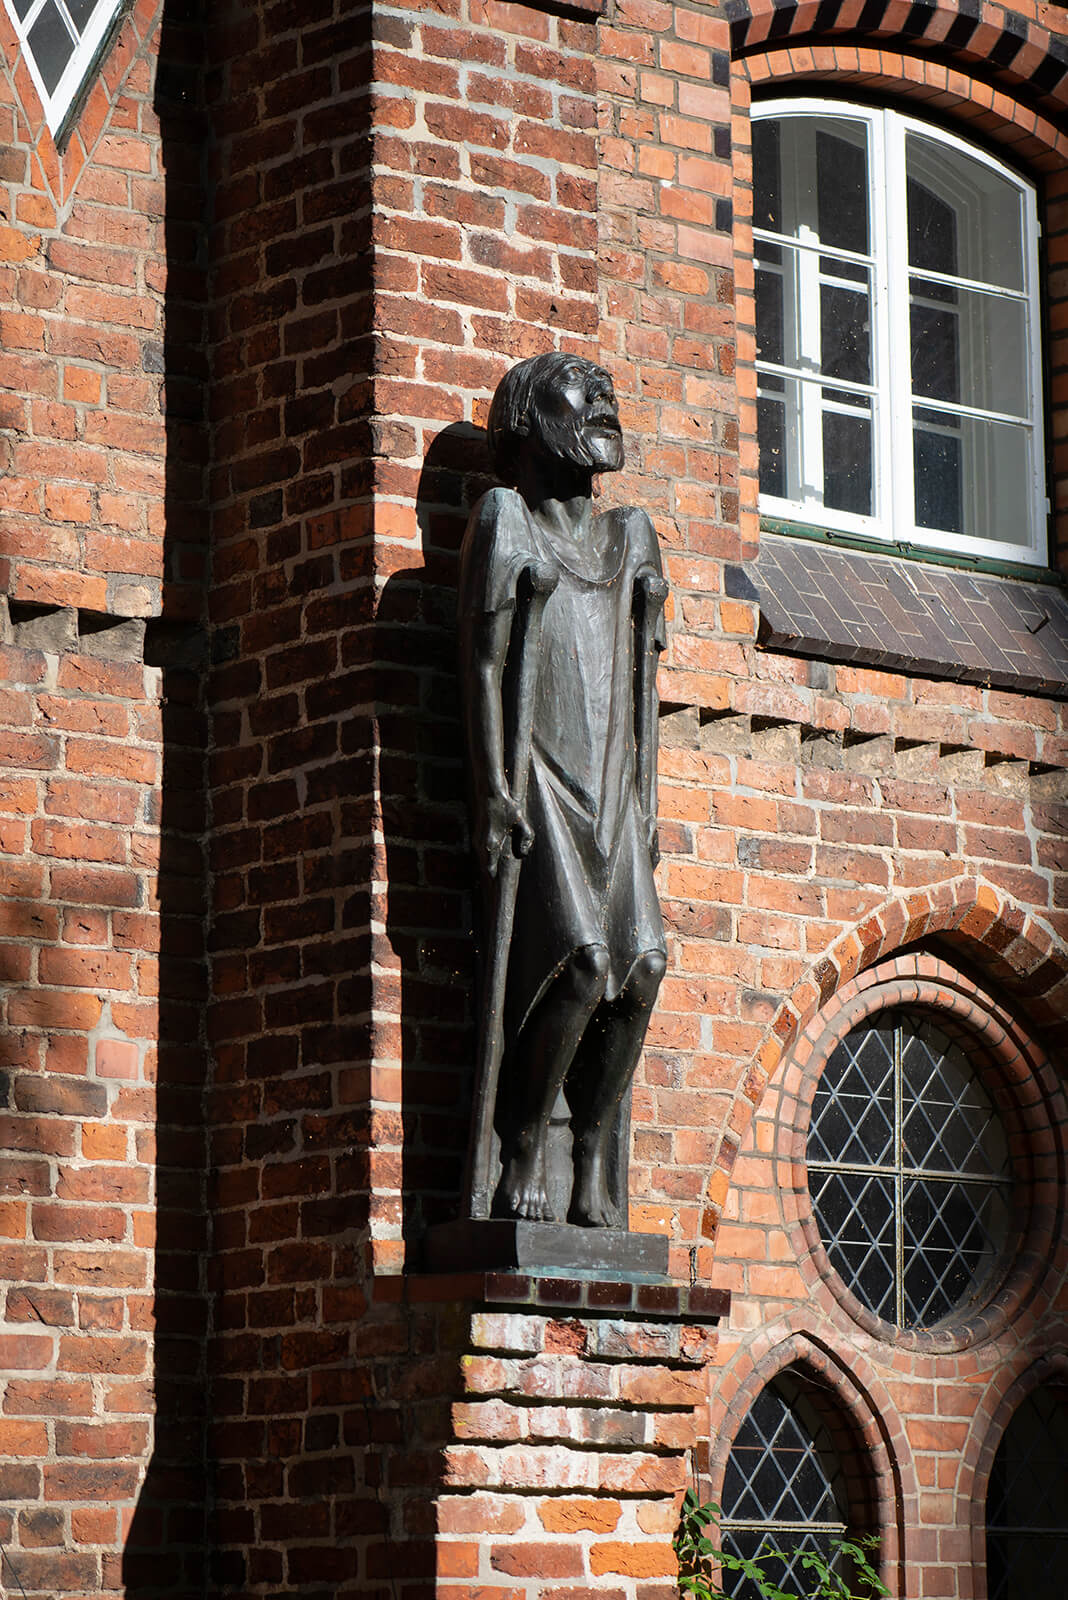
459,352 -> 668,1229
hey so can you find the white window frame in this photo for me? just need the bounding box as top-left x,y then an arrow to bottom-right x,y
754,99 -> 1048,567
3,0 -> 124,139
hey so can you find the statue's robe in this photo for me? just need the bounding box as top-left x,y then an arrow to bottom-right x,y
459,486 -> 666,1048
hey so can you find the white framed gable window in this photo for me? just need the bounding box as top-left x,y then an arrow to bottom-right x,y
753,100 -> 1048,566
3,0 -> 124,138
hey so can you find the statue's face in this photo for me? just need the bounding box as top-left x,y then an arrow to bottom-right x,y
532,358 -> 624,474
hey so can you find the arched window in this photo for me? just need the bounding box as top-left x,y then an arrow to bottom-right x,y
986,1384 -> 1068,1598
806,1009 -> 1012,1331
720,1370 -> 859,1596
753,99 -> 1046,565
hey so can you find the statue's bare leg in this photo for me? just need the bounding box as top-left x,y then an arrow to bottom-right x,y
494,943 -> 610,1222
566,949 -> 665,1227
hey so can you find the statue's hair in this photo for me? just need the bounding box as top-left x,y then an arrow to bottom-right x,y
486,351 -> 590,486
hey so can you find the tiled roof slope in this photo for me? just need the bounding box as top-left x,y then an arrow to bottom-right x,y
734,534 -> 1068,697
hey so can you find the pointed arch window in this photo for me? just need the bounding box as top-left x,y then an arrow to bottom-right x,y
986,1384 -> 1068,1598
3,0 -> 124,138
720,1371 -> 855,1596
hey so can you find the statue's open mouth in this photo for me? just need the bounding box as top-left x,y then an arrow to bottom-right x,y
589,410 -> 621,432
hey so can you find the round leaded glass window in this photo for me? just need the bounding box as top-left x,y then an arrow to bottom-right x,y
806,1010 -> 1012,1331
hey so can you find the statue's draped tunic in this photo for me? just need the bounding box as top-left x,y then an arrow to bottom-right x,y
459,486 -> 666,1043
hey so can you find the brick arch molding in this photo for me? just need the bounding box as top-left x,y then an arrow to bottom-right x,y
730,0 -> 1068,127
701,878 -> 1068,1239
704,1312 -> 917,1589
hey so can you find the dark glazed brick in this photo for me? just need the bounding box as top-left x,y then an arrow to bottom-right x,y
750,535 -> 1068,695
587,1279 -> 636,1309
483,1272 -> 534,1303
535,1277 -> 585,1306
636,1283 -> 680,1315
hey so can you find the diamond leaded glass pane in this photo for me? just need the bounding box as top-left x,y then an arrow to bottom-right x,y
807,1010 -> 1012,1330
809,1022 -> 895,1167
811,1169 -> 896,1323
720,1374 -> 850,1600
987,1387 -> 1068,1600
722,1528 -> 842,1600
900,1021 -> 1008,1177
902,1179 -> 1009,1325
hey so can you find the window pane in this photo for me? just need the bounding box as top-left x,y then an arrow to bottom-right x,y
755,250 -> 784,366
810,1023 -> 895,1166
811,1168 -> 897,1322
763,114 -> 870,253
720,1375 -> 854,1600
757,393 -> 786,500
989,1387 -> 1068,1529
907,131 -> 1026,291
66,0 -> 103,30
913,411 -> 1034,544
822,405 -> 872,517
808,1010 -> 1013,1330
722,1529 -> 842,1600
913,419 -> 961,534
817,126 -> 868,255
901,1022 -> 1008,1177
27,0 -> 75,92
821,280 -> 872,385
753,119 -> 782,232
902,1179 -> 1009,1324
911,280 -> 1029,417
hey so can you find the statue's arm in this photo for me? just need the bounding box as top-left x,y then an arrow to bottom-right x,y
468,608 -> 534,878
630,513 -> 667,863
459,491 -> 537,879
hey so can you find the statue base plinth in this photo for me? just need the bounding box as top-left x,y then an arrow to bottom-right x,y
422,1217 -> 670,1282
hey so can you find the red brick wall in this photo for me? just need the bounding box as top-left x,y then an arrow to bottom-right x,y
1,0 -> 1066,1593
0,0 -> 208,1590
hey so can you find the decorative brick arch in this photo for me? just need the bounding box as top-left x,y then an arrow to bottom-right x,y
705,1313 -> 916,1592
742,47 -> 1068,171
769,950 -> 1066,1353
701,879 -> 1068,1240
961,1349 -> 1068,1598
729,0 -> 1068,120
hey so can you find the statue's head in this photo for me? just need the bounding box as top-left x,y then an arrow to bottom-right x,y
487,353 -> 624,487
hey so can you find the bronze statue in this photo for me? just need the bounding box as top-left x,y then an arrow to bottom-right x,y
458,352 -> 667,1229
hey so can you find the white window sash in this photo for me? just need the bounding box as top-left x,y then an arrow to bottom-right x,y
753,98 -> 1048,566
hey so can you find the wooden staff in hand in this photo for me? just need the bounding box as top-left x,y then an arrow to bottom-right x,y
464,558 -> 559,1221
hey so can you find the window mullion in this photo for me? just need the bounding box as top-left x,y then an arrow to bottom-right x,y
793,123 -> 824,509
880,109 -> 912,546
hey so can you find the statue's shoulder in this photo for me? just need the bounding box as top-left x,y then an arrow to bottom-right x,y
464,486 -> 530,552
460,487 -> 537,615
603,503 -> 662,573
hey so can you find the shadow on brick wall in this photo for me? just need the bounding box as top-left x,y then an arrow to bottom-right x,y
122,0 -> 211,1593
378,421 -> 493,1255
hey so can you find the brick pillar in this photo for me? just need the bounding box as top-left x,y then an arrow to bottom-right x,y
411,1276 -> 728,1599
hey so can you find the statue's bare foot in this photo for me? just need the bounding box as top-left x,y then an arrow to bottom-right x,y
568,1148 -> 618,1228
495,1144 -> 554,1222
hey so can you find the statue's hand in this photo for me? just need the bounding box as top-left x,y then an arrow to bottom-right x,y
645,812 -> 660,868
483,789 -> 534,877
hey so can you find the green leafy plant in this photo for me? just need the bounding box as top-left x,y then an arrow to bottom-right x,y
675,1489 -> 890,1600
